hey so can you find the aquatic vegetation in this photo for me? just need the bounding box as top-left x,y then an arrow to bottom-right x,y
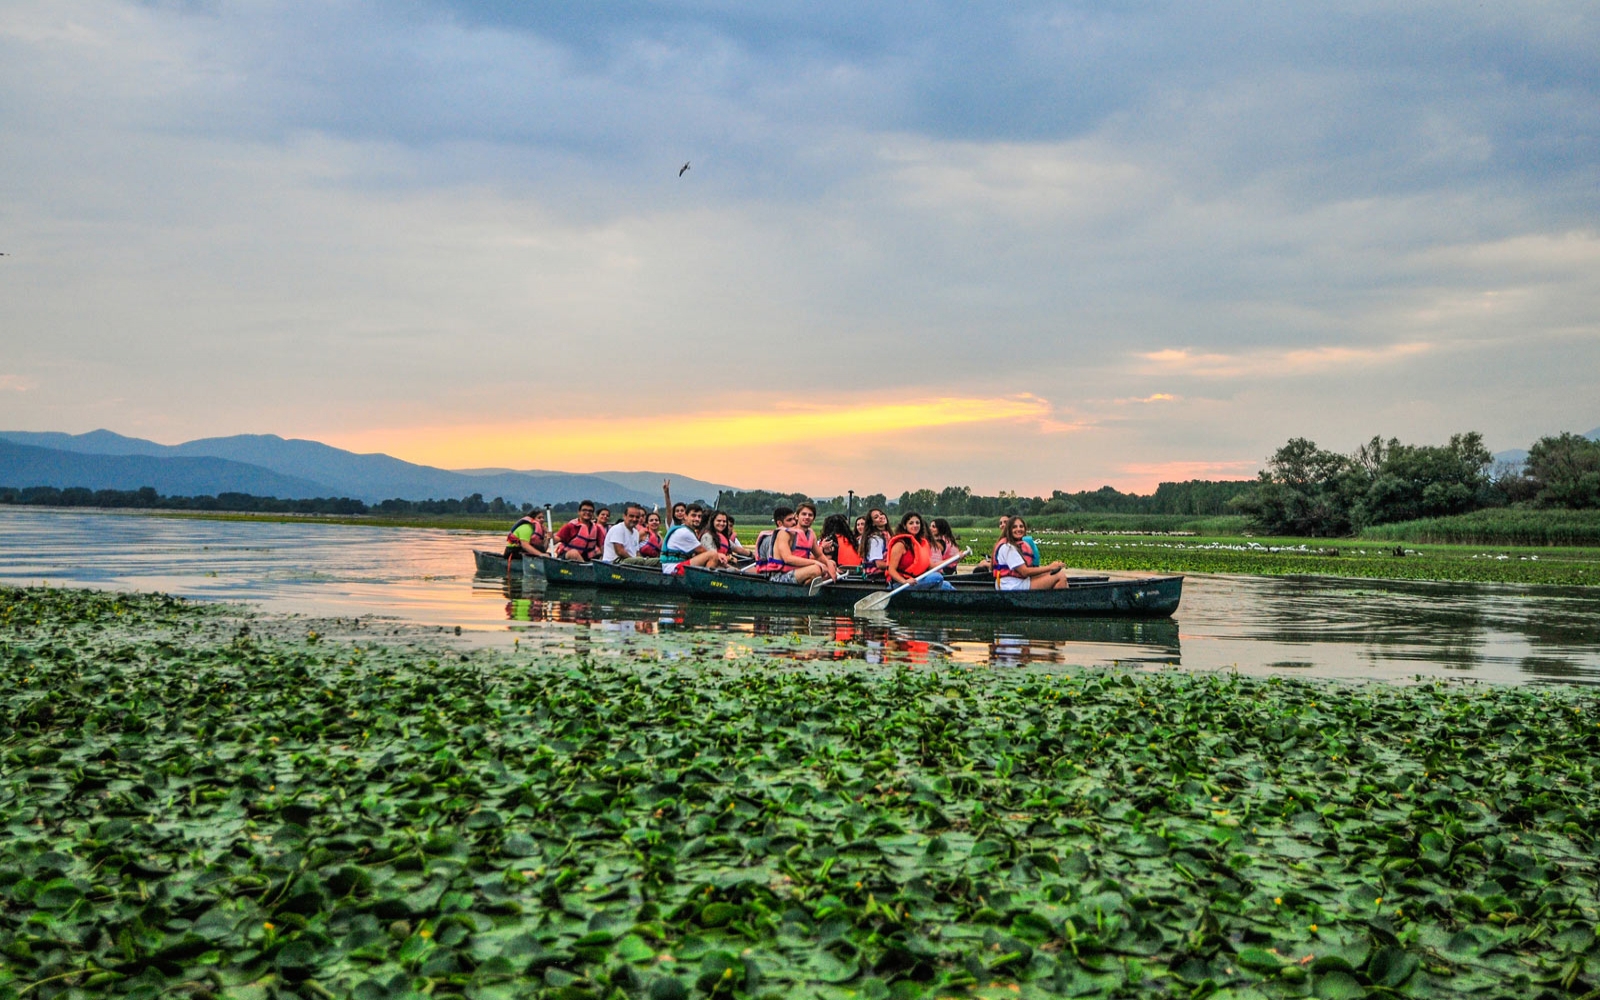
4,586 -> 1600,999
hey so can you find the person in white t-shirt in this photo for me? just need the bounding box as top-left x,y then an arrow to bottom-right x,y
659,504 -> 732,575
601,504 -> 644,563
992,516 -> 1068,590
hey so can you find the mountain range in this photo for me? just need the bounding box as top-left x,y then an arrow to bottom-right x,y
0,430 -> 738,505
1491,425 -> 1600,470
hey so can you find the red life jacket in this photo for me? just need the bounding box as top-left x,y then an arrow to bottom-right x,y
703,529 -> 732,556
638,529 -> 661,557
557,519 -> 604,559
887,534 -> 932,580
504,516 -> 546,555
833,535 -> 862,568
792,527 -> 817,560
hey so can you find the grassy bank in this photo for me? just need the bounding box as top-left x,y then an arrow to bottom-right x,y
1361,509 -> 1600,548
4,585 -> 1600,999
940,514 -> 1249,534
935,527 -> 1600,588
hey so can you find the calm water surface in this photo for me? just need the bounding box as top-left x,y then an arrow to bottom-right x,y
3,508 -> 1598,685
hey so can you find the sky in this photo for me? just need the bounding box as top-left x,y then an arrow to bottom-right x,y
2,1 -> 1598,496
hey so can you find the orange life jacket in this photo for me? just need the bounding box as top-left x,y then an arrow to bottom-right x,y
833,535 -> 862,568
792,527 -> 817,560
887,533 -> 932,580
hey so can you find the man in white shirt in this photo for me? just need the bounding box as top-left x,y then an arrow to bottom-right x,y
660,503 -> 732,574
601,504 -> 643,563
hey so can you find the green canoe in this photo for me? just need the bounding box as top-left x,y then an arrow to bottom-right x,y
680,566 -> 1182,617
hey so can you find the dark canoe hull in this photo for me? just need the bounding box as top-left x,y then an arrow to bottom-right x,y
536,555 -> 600,587
474,549 -> 546,580
592,560 -> 687,593
681,566 -> 1183,617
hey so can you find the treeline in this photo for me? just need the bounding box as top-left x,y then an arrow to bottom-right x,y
0,485 -> 638,518
1,485 -> 368,514
1233,431 -> 1600,536
715,480 -> 1254,519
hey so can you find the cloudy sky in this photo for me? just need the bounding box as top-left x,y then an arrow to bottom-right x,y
2,1 -> 1597,494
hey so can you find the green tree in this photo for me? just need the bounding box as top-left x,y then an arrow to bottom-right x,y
935,485 -> 972,516
1527,433 -> 1600,509
1350,432 -> 1492,526
897,489 -> 938,513
1231,438 -> 1359,536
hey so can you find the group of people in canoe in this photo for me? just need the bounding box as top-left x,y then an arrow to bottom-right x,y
504,481 -> 1075,590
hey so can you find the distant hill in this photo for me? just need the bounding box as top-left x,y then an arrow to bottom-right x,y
0,430 -> 739,505
1493,426 -> 1600,471
0,439 -> 330,498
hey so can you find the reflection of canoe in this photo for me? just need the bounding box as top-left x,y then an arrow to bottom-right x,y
592,560 -> 687,593
680,566 -> 1182,617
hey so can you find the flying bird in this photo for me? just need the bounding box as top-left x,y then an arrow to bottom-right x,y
679,162 -> 690,177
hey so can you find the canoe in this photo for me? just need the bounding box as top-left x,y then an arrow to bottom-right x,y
592,560 -> 689,594
680,566 -> 1182,617
474,548 -> 545,580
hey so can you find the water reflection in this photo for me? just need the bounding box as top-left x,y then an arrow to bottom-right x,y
490,578 -> 1181,669
2,508 -> 1598,684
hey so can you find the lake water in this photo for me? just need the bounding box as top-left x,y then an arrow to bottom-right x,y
3,507 -> 1598,685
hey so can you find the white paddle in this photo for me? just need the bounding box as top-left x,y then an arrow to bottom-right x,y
853,548 -> 969,615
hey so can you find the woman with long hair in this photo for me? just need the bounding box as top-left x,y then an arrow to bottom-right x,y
930,517 -> 961,571
700,510 -> 753,560
860,508 -> 891,577
638,511 -> 662,558
992,516 -> 1067,590
819,513 -> 861,569
885,512 -> 954,590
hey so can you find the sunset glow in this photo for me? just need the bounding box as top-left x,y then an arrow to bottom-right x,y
328,394 -> 1081,489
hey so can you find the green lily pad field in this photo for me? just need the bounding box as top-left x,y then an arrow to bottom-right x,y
3,585 -> 1600,999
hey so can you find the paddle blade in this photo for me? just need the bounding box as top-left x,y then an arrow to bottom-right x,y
853,590 -> 893,614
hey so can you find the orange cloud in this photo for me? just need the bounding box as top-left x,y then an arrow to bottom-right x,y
1114,392 -> 1179,404
1139,343 -> 1431,378
330,394 -> 1079,473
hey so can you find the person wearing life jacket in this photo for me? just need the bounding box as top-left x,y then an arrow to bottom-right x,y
884,512 -> 955,591
973,514 -> 1012,577
699,510 -> 754,562
638,511 -> 663,559
554,500 -> 605,562
819,514 -> 861,570
503,509 -> 550,559
930,518 -> 962,573
859,508 -> 892,578
659,503 -> 732,574
792,503 -> 839,580
595,507 -> 613,539
723,514 -> 753,559
992,516 -> 1068,590
746,506 -> 825,584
